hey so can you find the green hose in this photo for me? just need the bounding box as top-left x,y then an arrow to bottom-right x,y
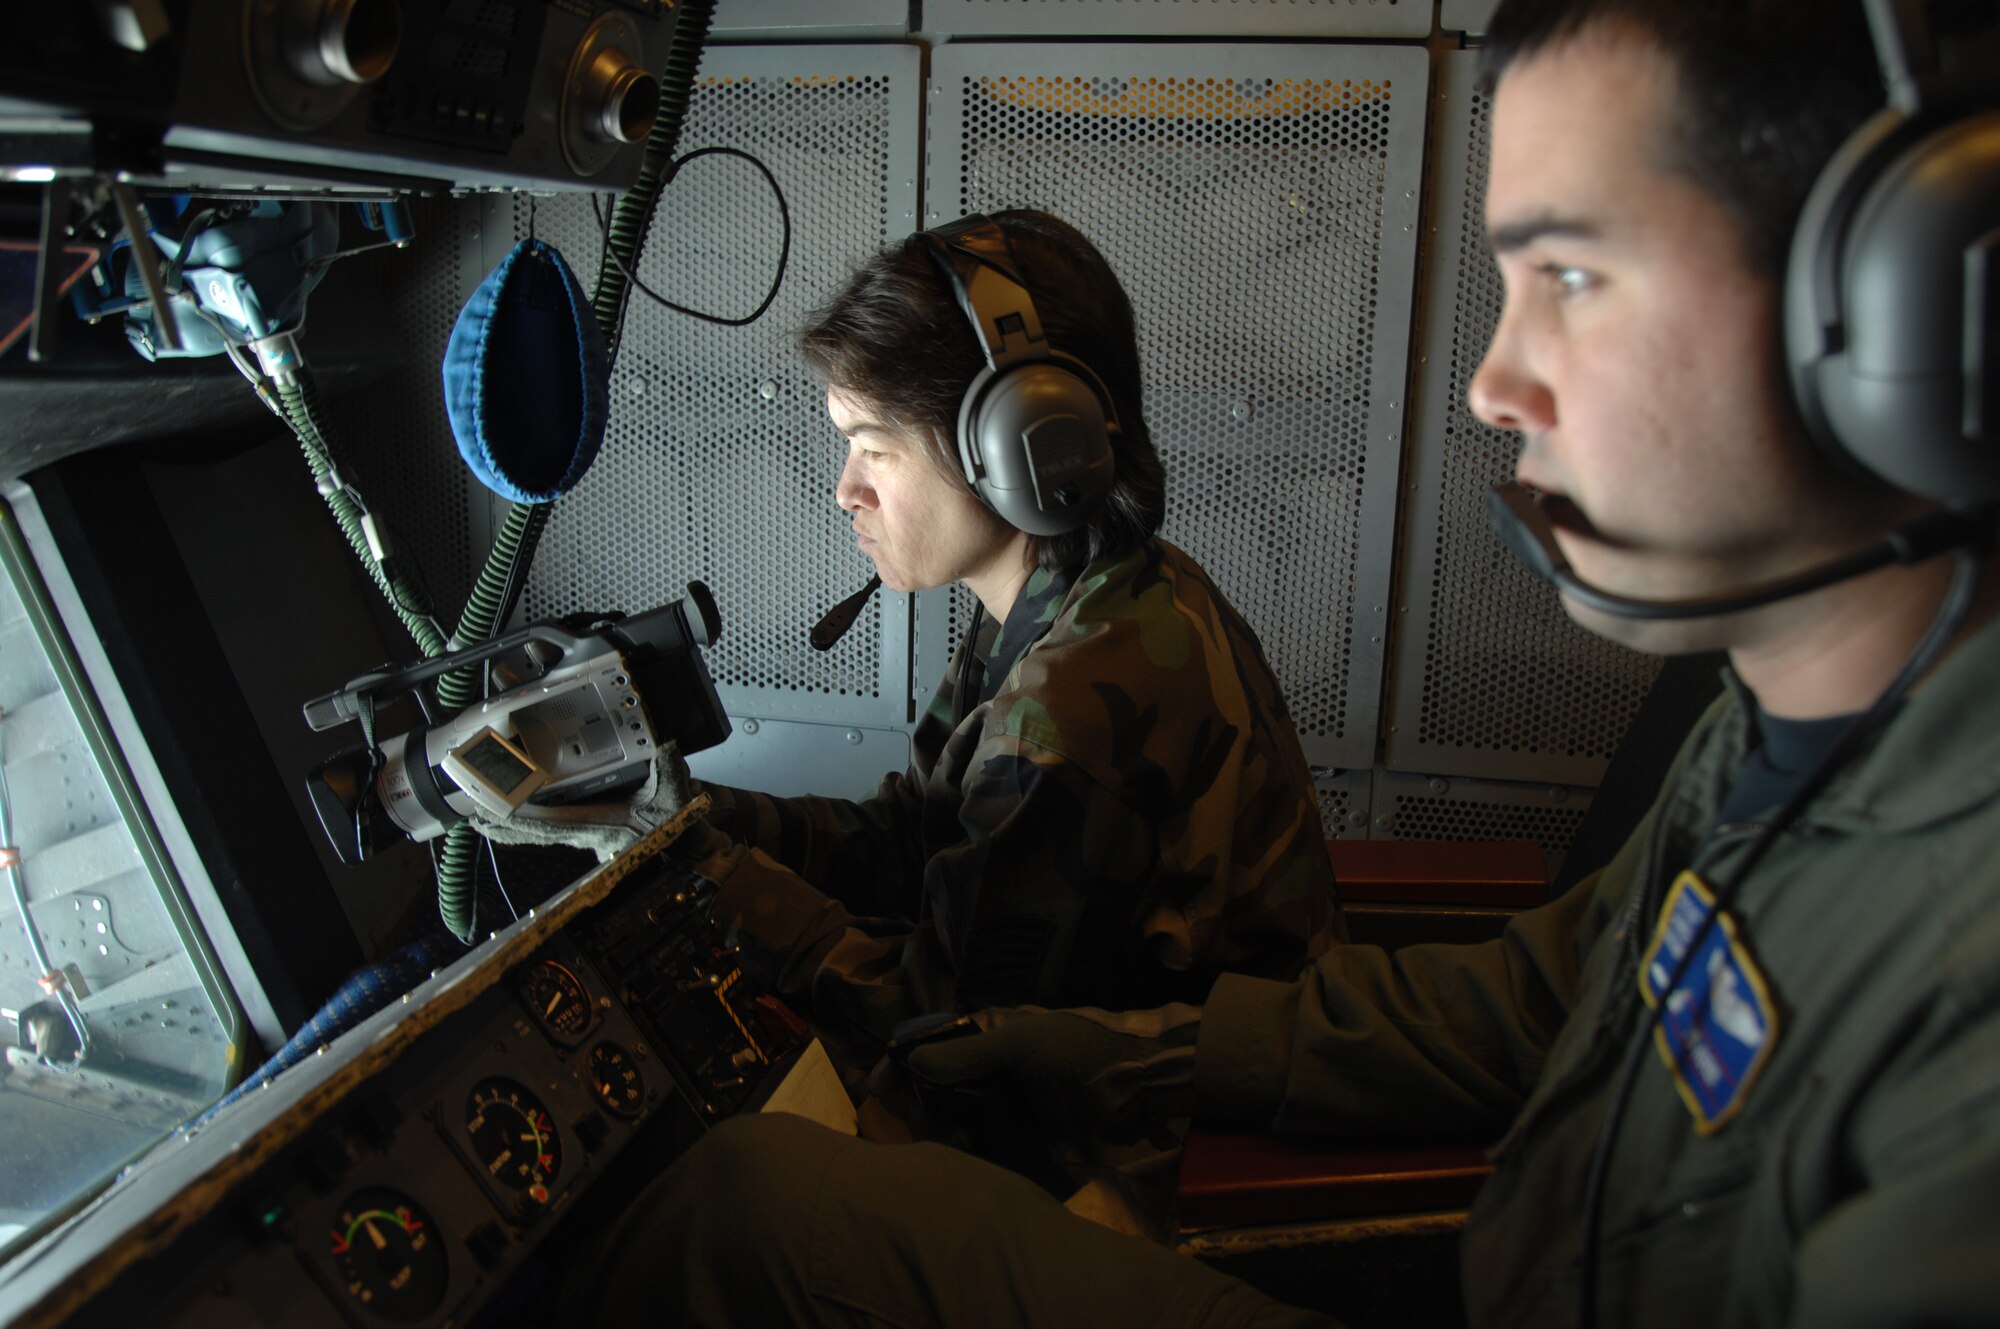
427,0 -> 717,939
593,0 -> 717,361
435,501 -> 548,714
437,822 -> 480,943
279,373 -> 448,660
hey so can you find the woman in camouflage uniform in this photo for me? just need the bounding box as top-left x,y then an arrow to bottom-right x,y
678,210 -> 1340,1049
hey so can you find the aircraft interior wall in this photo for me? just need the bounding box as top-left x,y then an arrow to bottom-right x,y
0,2 -> 1712,1324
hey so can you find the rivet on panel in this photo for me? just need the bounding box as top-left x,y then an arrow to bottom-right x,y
1549,787 -> 1570,804
1428,778 -> 1449,795
1375,814 -> 1396,831
1230,398 -> 1253,423
845,730 -> 862,745
742,719 -> 760,736
758,379 -> 779,401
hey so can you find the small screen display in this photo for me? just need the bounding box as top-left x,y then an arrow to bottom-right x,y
461,732 -> 535,793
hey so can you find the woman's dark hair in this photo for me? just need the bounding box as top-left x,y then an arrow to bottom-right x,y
1479,0 -> 1885,279
799,209 -> 1165,573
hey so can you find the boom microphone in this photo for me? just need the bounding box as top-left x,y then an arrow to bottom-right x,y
1484,482 -> 1989,620
810,575 -> 881,650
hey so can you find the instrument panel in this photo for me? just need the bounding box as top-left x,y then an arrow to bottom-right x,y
0,1 -> 682,194
3,840 -> 820,1329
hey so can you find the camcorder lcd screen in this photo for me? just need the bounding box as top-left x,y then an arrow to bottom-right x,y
461,732 -> 535,794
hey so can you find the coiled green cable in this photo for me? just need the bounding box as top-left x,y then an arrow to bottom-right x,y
593,0 -> 716,360
435,501 -> 547,714
429,0 -> 717,939
278,372 -> 447,659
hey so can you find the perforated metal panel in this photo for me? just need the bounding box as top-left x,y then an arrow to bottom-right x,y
1371,769 -> 1592,880
512,45 -> 922,727
928,44 -> 1428,769
1316,768 -> 1373,841
927,0 -> 1431,38
1386,52 -> 1659,787
1441,0 -> 1501,35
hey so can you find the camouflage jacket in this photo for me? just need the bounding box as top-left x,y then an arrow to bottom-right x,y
706,538 -> 1338,1036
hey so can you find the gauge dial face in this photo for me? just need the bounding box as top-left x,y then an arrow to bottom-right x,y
327,1188 -> 448,1322
464,1077 -> 564,1204
518,958 -> 593,1042
587,1041 -> 646,1119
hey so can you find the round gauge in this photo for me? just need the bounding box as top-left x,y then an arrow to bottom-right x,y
465,1077 -> 563,1205
327,1188 -> 449,1322
518,958 -> 593,1042
587,1041 -> 646,1119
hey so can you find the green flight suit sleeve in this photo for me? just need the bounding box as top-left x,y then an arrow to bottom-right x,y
1189,694 -> 1733,1142
1193,870 -> 1618,1140
1787,971 -> 2000,1325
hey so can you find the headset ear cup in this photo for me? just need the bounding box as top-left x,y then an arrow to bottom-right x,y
959,357 -> 1116,537
1787,105 -> 2000,505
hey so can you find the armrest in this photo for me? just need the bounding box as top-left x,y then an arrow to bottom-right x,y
1177,1124 -> 1493,1232
1328,838 -> 1549,909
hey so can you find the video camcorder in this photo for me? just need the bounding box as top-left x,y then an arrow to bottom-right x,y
303,586 -> 730,863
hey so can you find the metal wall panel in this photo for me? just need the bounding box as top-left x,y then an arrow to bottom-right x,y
511,45 -> 924,730
1385,51 -> 1659,786
1371,769 -> 1593,880
712,0 -> 909,40
926,0 -> 1431,39
688,717 -> 912,798
1441,0 -> 1501,36
928,43 -> 1429,770
1317,768 -> 1374,841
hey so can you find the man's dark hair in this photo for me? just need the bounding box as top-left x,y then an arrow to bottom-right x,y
800,209 -> 1165,573
1479,0 -> 1886,278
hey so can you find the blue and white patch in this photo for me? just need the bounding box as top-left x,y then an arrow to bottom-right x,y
1638,870 -> 1780,1134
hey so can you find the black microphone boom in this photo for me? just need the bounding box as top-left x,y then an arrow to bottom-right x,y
810,575 -> 882,650
1484,482 -> 1990,620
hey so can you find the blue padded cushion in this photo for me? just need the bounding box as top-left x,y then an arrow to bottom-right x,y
442,239 -> 609,503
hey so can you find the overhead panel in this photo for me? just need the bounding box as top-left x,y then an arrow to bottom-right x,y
514,45 -> 923,729
927,0 -> 1432,38
929,43 -> 1430,770
1386,51 -> 1659,787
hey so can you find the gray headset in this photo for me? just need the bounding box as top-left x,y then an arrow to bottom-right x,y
1785,0 -> 2000,507
920,215 -> 1118,537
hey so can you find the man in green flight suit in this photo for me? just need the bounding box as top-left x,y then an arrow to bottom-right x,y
566,1 -> 2000,1324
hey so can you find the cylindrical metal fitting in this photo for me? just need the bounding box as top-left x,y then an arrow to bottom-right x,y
584,47 -> 659,144
280,0 -> 401,87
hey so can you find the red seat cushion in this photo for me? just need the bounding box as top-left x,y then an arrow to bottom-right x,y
1328,838 -> 1548,909
1178,1125 -> 1493,1231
